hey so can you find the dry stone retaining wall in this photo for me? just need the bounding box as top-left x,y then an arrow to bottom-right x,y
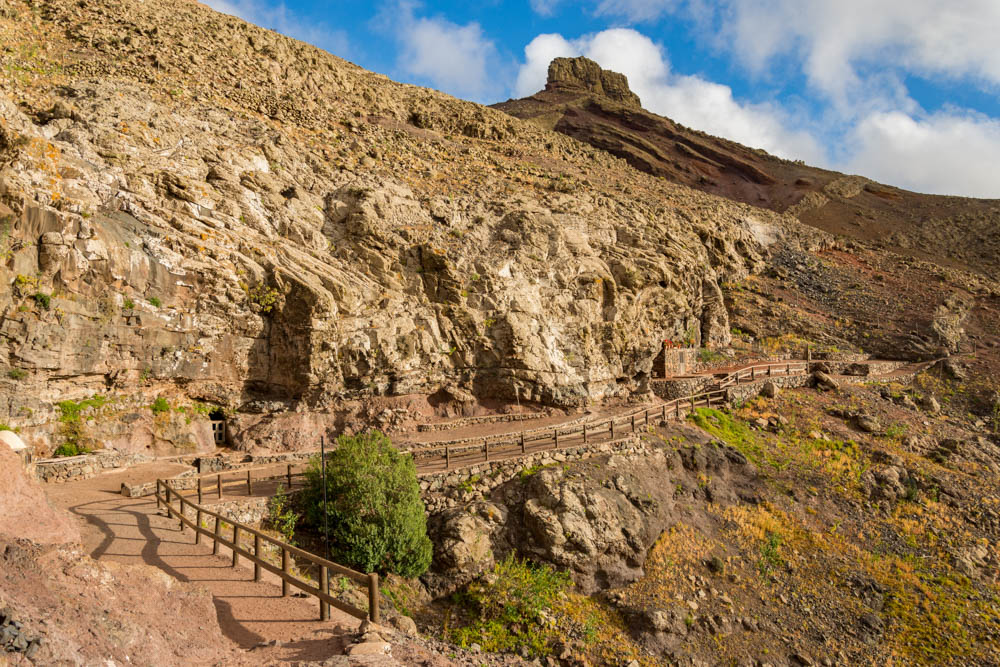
34,450 -> 155,483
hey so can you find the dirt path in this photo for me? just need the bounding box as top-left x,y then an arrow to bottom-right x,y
44,465 -> 361,662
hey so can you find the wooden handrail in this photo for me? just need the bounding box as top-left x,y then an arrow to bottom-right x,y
155,478 -> 378,623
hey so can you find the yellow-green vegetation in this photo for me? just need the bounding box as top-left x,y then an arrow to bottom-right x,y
446,555 -> 649,664
150,396 -> 170,414
246,283 -> 281,313
54,395 -> 109,456
447,555 -> 572,656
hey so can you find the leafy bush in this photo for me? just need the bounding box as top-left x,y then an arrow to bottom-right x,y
266,484 -> 300,544
7,368 -> 26,380
301,431 -> 432,578
32,292 -> 51,310
123,297 -> 135,310
448,555 -> 572,656
150,396 -> 170,414
147,296 -> 162,308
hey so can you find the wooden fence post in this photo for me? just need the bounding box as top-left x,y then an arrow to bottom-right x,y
610,419 -> 615,439
197,477 -> 203,504
254,535 -> 261,582
196,509 -> 202,545
554,430 -> 559,448
287,464 -> 292,489
155,480 -> 161,510
213,516 -> 221,555
631,414 -> 636,432
232,525 -> 241,567
484,438 -> 490,462
520,432 -> 525,453
217,473 -> 222,499
320,566 -> 330,621
247,469 -> 252,495
583,423 -> 587,443
368,573 -> 380,623
661,404 -> 666,419
177,495 -> 184,532
281,548 -> 290,597
675,402 -> 680,420
445,445 -> 451,470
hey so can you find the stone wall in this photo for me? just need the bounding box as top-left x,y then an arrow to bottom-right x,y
725,374 -> 812,405
34,450 -> 156,483
416,411 -> 547,433
651,375 -> 711,400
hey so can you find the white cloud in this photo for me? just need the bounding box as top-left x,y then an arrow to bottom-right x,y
529,0 -> 564,16
516,29 -> 825,163
846,110 -> 1000,197
203,0 -> 349,57
380,3 -> 503,101
587,0 -> 1000,106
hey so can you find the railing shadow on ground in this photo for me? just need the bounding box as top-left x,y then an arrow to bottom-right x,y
155,479 -> 380,624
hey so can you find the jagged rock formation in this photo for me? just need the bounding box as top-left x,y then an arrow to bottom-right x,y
0,0 -> 806,455
496,58 -> 1000,277
546,57 -> 641,107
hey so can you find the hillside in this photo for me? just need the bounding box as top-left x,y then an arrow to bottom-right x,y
2,1 -> 1000,666
495,57 -> 1000,277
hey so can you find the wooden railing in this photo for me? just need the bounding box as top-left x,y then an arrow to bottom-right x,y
407,388 -> 729,473
189,462 -> 312,503
715,361 -> 808,389
154,478 -> 379,623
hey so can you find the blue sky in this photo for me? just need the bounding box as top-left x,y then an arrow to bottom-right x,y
206,0 -> 1000,198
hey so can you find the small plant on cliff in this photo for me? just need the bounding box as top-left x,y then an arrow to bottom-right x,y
147,296 -> 162,308
150,397 -> 170,415
32,292 -> 51,310
247,283 -> 280,314
54,395 -> 107,456
7,368 -> 26,380
266,484 -> 300,544
447,555 -> 572,657
301,431 -> 432,578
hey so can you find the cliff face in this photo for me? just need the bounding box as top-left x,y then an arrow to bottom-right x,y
0,0 -> 800,454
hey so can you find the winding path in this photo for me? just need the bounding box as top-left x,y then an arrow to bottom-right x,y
44,464 -> 361,662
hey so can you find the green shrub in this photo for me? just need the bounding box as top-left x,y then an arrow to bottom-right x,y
53,442 -> 89,457
301,431 -> 432,578
266,484 -> 300,544
147,296 -> 162,308
123,297 -> 135,310
150,397 -> 170,414
32,292 -> 51,310
7,368 -> 27,380
448,555 -> 572,656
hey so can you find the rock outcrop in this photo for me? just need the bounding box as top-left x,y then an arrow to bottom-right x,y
545,57 -> 641,107
424,425 -> 761,596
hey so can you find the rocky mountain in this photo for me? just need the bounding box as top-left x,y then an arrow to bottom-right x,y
496,57 -> 1000,277
0,0 -> 821,457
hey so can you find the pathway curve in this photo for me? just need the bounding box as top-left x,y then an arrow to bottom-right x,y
44,464 -> 361,662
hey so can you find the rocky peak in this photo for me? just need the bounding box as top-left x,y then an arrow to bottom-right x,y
545,57 -> 641,107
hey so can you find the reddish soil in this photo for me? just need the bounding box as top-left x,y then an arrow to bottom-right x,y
44,464 -> 363,662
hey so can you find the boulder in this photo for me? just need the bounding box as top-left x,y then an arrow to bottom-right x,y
812,371 -> 840,391
760,381 -> 780,399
